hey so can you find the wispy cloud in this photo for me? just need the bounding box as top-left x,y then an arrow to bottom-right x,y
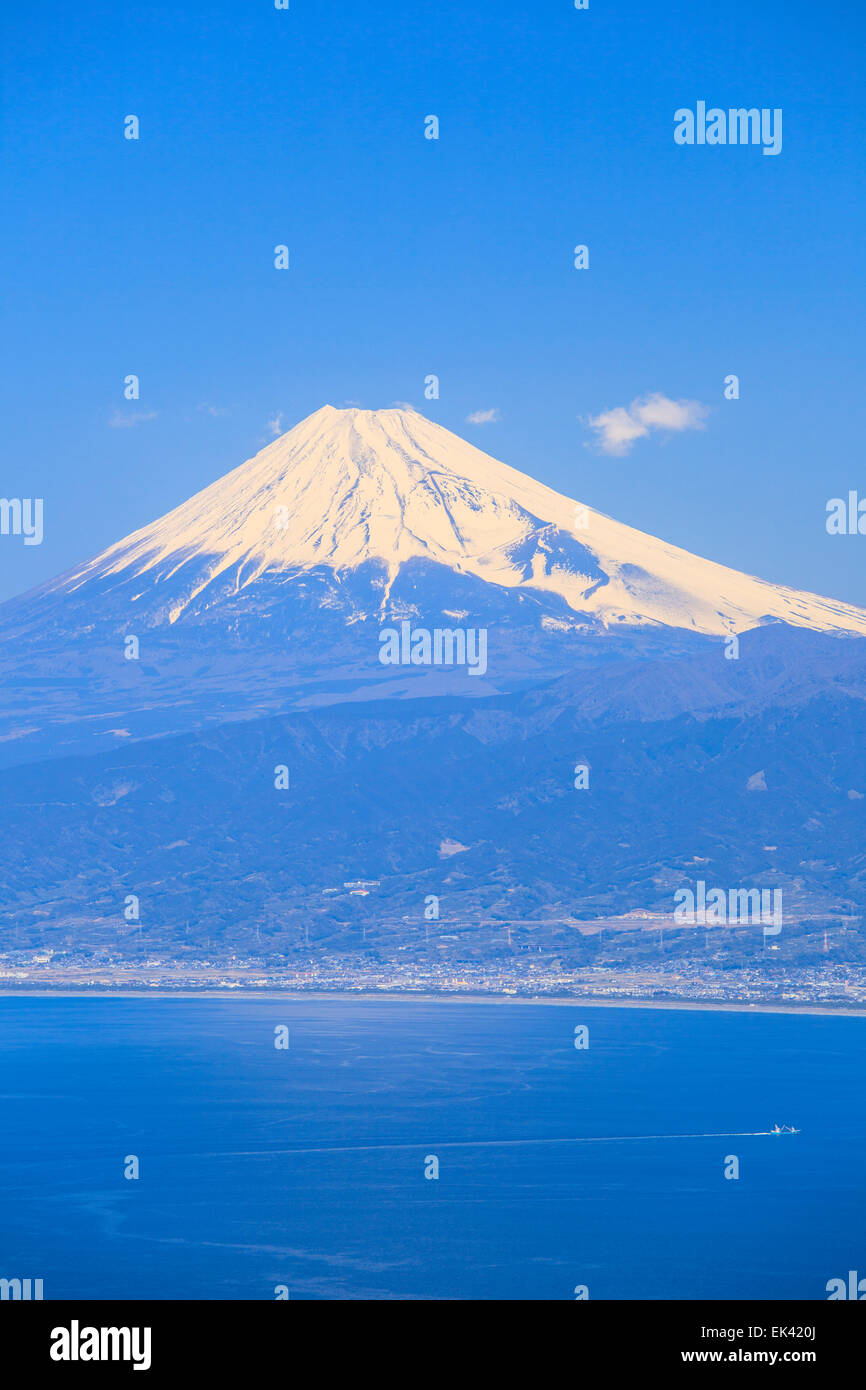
197,403 -> 230,418
586,393 -> 709,456
266,412 -> 284,437
466,408 -> 500,425
109,410 -> 158,429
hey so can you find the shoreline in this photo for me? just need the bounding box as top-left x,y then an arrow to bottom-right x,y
0,988 -> 864,1017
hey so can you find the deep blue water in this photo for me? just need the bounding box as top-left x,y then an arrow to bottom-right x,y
0,997 -> 863,1300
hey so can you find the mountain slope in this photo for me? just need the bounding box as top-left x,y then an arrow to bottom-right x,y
21,404 -> 866,639
3,645 -> 866,965
0,405 -> 864,771
1,409 -> 865,981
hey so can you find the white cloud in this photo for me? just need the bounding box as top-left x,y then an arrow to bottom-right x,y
465,408 -> 500,425
585,405 -> 646,455
633,395 -> 708,432
109,410 -> 158,429
197,403 -> 230,417
586,392 -> 709,456
266,413 -> 284,437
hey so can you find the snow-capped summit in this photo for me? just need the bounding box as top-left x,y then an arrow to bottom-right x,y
49,404 -> 866,637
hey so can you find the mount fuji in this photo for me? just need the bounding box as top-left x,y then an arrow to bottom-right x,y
2,406 -> 866,967
17,404 -> 866,637
1,404 -> 865,768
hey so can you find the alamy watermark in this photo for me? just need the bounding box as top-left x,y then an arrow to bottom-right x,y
674,103 -> 782,156
0,497 -> 43,545
674,880 -> 782,932
826,1270 -> 866,1300
378,621 -> 488,676
826,492 -> 866,535
50,1322 -> 151,1371
0,1276 -> 43,1300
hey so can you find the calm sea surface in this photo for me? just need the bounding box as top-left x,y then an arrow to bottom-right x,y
0,997 -> 862,1300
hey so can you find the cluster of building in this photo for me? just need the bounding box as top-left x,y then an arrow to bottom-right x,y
1,946 -> 865,1008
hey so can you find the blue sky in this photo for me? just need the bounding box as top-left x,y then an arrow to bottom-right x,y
2,0 -> 864,604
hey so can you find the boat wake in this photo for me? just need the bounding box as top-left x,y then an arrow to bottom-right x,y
215,1128 -> 800,1159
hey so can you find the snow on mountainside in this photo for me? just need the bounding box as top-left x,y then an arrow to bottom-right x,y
42,405 -> 866,638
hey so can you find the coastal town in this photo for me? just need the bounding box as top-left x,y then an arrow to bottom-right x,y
2,945 -> 865,1010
